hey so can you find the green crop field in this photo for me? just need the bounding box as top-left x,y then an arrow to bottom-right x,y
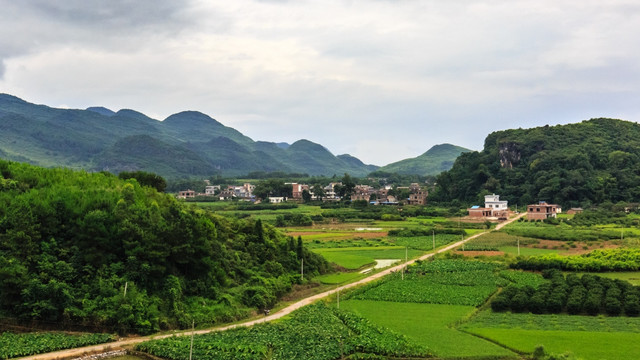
0,332 -> 116,359
339,300 -> 516,358
465,310 -> 640,332
498,246 -> 565,256
136,303 -> 430,360
466,328 -> 640,360
312,246 -> 423,269
350,260 -> 504,306
391,234 -> 463,251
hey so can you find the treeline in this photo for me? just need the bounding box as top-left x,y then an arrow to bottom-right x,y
511,248 -> 640,272
430,118 -> 640,208
492,270 -> 640,316
0,160 -> 328,334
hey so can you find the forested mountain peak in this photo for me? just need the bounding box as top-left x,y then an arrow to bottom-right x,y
376,143 -> 471,176
86,106 -> 115,117
163,110 -> 224,127
432,118 -> 640,208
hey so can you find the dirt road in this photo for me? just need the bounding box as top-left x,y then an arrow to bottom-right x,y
19,212 -> 526,360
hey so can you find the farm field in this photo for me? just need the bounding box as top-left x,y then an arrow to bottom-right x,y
0,332 -> 115,359
339,300 -> 516,358
466,328 -> 640,360
136,303 -> 430,360
311,246 -> 424,269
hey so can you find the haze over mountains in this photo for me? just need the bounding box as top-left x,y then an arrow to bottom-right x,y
0,94 -> 467,178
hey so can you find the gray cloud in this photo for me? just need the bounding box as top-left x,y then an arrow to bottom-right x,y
1,0 -> 639,165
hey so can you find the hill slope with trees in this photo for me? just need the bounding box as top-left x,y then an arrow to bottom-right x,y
0,160 -> 328,334
0,94 -> 377,178
430,118 -> 640,207
376,143 -> 471,176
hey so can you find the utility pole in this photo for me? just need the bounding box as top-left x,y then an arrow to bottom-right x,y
517,237 -> 520,256
189,320 -> 194,360
301,258 -> 304,281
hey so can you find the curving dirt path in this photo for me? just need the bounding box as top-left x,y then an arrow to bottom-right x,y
19,213 -> 526,360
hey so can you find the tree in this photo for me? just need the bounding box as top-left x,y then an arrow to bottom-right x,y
312,184 -> 325,200
302,189 -> 312,203
119,171 -> 167,193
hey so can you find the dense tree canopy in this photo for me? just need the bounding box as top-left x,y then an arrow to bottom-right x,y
430,119 -> 640,208
0,160 -> 328,334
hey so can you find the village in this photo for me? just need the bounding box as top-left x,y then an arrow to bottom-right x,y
177,181 -> 430,205
178,181 -> 581,221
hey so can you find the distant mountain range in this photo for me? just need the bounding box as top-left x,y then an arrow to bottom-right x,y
376,144 -> 471,176
0,94 -> 466,178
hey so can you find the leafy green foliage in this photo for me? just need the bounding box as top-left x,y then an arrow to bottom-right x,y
0,160 -> 328,334
0,332 -> 115,359
118,170 -> 167,192
135,303 -> 430,360
431,118 -> 640,207
512,248 -> 640,272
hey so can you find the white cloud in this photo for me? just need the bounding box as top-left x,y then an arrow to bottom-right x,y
1,0 -> 639,165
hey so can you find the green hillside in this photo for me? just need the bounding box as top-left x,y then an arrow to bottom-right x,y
0,159 -> 328,333
0,94 -> 378,178
431,118 -> 640,207
377,143 -> 471,176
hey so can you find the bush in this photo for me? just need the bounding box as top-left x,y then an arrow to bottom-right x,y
584,293 -> 601,315
605,296 -> 622,316
624,295 -> 640,316
566,286 -> 586,315
529,293 -> 547,314
490,294 -> 511,312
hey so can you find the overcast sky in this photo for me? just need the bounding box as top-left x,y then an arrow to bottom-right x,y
1,1 -> 639,166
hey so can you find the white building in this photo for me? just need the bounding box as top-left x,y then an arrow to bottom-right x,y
485,194 -> 508,211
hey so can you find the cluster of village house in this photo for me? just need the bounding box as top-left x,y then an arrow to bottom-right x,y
178,185 -> 578,220
178,182 -> 429,205
468,194 -> 583,220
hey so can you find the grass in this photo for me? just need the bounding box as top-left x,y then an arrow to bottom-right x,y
339,300 -> 516,358
465,310 -> 640,332
466,328 -> 640,360
315,272 -> 366,284
312,246 -> 423,269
